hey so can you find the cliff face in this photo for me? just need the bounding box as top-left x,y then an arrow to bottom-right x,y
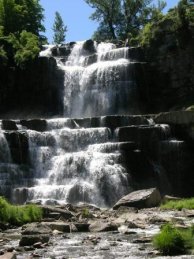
142,18 -> 194,112
0,57 -> 64,118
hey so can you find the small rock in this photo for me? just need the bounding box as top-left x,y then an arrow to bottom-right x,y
19,234 -> 50,246
33,242 -> 43,249
89,221 -> 117,232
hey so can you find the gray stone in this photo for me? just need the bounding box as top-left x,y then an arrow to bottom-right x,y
89,221 -> 117,232
113,188 -> 161,210
19,234 -> 50,246
41,222 -> 70,233
22,223 -> 52,235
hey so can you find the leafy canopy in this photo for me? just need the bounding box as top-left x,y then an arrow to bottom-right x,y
0,0 -> 45,67
85,0 -> 166,41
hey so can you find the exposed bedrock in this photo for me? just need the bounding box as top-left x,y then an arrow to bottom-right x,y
0,112 -> 194,206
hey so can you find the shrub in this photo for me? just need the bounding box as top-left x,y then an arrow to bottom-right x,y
161,198 -> 194,210
153,224 -> 186,255
0,196 -> 42,226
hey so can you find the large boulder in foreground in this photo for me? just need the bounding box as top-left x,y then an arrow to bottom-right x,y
113,188 -> 161,210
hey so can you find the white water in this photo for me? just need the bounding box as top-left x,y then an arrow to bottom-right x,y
24,123 -> 130,207
55,41 -> 139,117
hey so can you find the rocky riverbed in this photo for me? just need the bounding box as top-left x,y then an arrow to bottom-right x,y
1,202 -> 194,259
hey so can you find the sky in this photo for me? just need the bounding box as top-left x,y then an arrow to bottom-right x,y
40,0 -> 180,43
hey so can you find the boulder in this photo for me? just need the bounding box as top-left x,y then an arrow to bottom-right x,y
113,188 -> 161,210
83,39 -> 96,54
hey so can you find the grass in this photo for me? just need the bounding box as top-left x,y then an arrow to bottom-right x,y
161,198 -> 194,210
0,196 -> 42,226
153,224 -> 186,255
153,224 -> 194,256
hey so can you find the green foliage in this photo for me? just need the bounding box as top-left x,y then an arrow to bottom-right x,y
85,0 -> 121,40
0,0 -> 44,67
0,0 -> 45,36
161,198 -> 194,210
139,0 -> 194,48
8,30 -> 40,67
81,208 -> 93,218
153,224 -> 186,255
85,0 -> 166,41
0,196 -> 42,226
52,11 -> 67,44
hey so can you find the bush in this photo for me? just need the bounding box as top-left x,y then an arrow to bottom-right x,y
161,198 -> 194,210
0,196 -> 42,226
153,224 -> 186,255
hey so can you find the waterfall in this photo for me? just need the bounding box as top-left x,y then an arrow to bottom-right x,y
54,41 -> 139,117
0,40 -> 190,207
25,122 -> 130,207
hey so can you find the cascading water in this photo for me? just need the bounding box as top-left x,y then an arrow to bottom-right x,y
56,41 -> 140,117
0,40 -> 190,207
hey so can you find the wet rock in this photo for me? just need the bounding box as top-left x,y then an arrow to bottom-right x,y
113,188 -> 161,210
0,253 -> 16,259
19,234 -> 50,246
41,205 -> 74,219
89,221 -> 117,232
22,223 -> 52,235
5,131 -> 29,164
33,242 -> 43,249
100,115 -> 148,132
83,39 -> 96,54
2,120 -> 18,130
41,222 -> 70,233
154,111 -> 194,125
74,223 -> 90,232
20,119 -> 47,132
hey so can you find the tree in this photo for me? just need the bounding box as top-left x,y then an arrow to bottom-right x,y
0,0 -> 45,36
85,0 -> 166,41
52,11 -> 67,44
8,30 -> 40,67
85,0 -> 121,40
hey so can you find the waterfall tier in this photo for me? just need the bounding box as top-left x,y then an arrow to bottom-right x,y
0,114 -> 192,206
40,41 -> 143,118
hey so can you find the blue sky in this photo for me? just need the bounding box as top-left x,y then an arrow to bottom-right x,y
40,0 -> 179,43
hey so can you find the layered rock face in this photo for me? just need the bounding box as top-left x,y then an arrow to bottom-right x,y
0,112 -> 194,207
0,57 -> 64,118
0,40 -> 194,207
142,22 -> 194,112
